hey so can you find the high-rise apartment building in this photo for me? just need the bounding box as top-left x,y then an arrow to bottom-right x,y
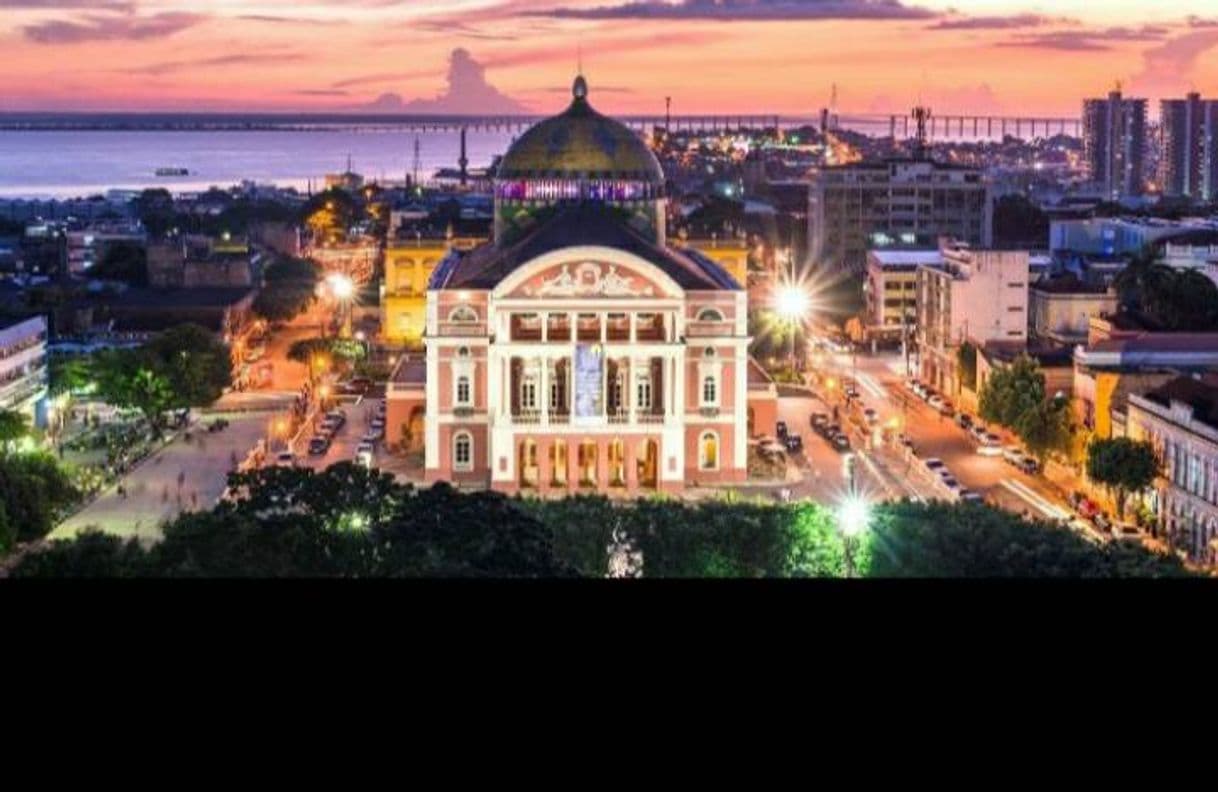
1083,90 -> 1148,200
1160,92 -> 1218,201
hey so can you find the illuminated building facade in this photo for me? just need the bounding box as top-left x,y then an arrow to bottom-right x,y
388,77 -> 767,495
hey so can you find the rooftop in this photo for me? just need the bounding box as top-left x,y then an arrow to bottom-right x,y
431,202 -> 740,292
1140,375 -> 1218,431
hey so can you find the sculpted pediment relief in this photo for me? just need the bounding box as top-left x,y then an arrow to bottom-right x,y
515,261 -> 660,298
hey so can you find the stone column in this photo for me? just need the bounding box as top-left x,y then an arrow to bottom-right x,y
567,439 -> 580,494
628,358 -> 637,425
596,438 -> 609,493
626,439 -> 639,491
539,356 -> 549,426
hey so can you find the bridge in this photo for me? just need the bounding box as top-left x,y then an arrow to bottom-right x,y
832,113 -> 1081,140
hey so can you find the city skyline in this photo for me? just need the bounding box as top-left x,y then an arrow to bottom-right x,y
2,1 -> 1217,115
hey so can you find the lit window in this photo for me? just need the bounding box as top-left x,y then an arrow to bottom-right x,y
454,433 -> 473,471
699,432 -> 719,471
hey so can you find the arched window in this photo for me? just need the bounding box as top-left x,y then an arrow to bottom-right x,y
697,308 -> 725,322
455,375 -> 471,406
702,375 -> 718,406
699,431 -> 719,471
449,306 -> 478,323
453,432 -> 473,471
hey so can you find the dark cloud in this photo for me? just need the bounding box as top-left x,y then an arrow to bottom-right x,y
529,0 -> 936,22
929,14 -> 1075,31
414,20 -> 518,41
1188,16 -> 1218,28
395,48 -> 529,114
23,12 -> 205,44
998,25 -> 1169,52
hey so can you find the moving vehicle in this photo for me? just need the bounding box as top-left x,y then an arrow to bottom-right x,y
307,436 -> 330,456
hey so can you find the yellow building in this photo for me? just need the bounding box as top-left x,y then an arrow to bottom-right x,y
683,236 -> 749,289
382,233 -> 485,347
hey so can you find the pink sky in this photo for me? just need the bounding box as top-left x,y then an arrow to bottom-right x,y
2,1 -> 1217,115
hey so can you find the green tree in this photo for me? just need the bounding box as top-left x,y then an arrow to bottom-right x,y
132,188 -> 179,238
1016,397 -> 1073,466
49,354 -> 96,397
978,354 -> 1045,429
1086,437 -> 1161,520
957,342 -> 978,391
0,409 -> 29,453
0,453 -> 80,543
993,193 -> 1049,249
90,241 -> 148,286
253,255 -> 319,323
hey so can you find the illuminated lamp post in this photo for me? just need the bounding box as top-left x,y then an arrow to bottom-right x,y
836,493 -> 871,579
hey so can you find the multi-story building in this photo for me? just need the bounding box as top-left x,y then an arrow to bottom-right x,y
1159,93 -> 1218,201
386,76 -> 768,495
864,249 -> 942,342
1028,276 -> 1118,345
0,316 -> 48,421
807,158 -> 991,272
382,232 -> 484,348
916,242 -> 1028,397
1128,375 -> 1218,565
1082,90 -> 1148,200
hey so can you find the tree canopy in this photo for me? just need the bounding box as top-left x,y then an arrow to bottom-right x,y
0,453 -> 80,552
12,473 -> 1191,578
1086,437 -> 1161,519
89,241 -> 148,286
1115,248 -> 1218,332
253,255 -> 320,323
92,323 -> 232,430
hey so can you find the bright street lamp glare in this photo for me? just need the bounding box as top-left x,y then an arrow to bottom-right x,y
838,496 -> 871,538
328,274 -> 355,300
776,286 -> 809,320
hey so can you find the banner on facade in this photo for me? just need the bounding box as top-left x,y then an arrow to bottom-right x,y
573,343 -> 604,424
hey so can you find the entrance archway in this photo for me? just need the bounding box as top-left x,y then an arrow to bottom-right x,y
518,439 -> 539,489
637,439 -> 658,489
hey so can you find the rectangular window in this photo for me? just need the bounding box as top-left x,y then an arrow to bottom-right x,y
637,379 -> 652,410
521,379 -> 537,410
456,376 -> 471,406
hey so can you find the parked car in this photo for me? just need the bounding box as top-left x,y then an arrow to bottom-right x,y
783,434 -> 803,453
1111,523 -> 1143,542
977,433 -> 1004,456
362,429 -> 382,444
970,423 -> 989,442
831,434 -> 851,452
1017,456 -> 1040,475
760,439 -> 787,457
844,386 -> 860,400
959,489 -> 983,504
274,452 -> 296,468
927,395 -> 946,412
370,417 -> 386,433
1003,446 -> 1025,465
811,413 -> 829,432
355,442 -> 375,468
307,436 -> 330,456
1068,491 -> 1100,519
937,400 -> 955,417
1093,512 -> 1112,533
776,420 -> 789,440
897,433 -> 915,452
862,407 -> 879,426
940,476 -> 962,493
955,413 -> 974,430
924,457 -> 947,473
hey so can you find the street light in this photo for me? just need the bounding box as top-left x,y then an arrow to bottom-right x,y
327,273 -> 355,339
775,284 -> 810,371
837,494 -> 871,579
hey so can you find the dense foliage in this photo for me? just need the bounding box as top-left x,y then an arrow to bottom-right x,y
12,465 -> 1191,578
993,194 -> 1049,249
92,323 -> 232,430
90,241 -> 149,286
1115,249 -> 1218,332
0,453 -> 80,553
956,342 -> 977,391
1086,437 -> 1161,520
253,255 -> 320,323
979,354 -> 1073,463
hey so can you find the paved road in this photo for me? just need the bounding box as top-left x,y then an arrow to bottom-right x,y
817,347 -> 1106,542
295,395 -> 383,472
52,413 -> 270,542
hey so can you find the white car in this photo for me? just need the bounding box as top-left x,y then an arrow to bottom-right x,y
959,489 -> 983,503
355,442 -> 375,469
1110,523 -> 1143,543
927,395 -> 946,412
970,423 -> 989,442
977,433 -> 1004,456
862,407 -> 879,426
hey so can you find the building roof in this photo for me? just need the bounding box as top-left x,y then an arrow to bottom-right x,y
1031,273 -> 1110,295
1140,375 -> 1218,431
430,202 -> 740,292
868,250 -> 943,268
496,77 -> 663,184
747,357 -> 777,391
391,356 -> 427,388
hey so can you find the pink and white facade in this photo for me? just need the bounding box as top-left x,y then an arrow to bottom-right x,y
423,246 -> 752,495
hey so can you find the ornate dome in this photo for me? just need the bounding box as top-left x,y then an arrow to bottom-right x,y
496,76 -> 664,183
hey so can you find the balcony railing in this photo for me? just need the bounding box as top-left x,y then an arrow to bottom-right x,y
438,321 -> 487,337
686,320 -> 734,337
